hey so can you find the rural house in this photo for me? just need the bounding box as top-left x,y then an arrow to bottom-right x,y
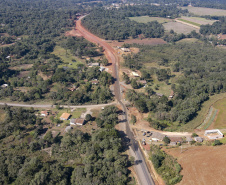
70,118 -> 85,126
40,111 -> 49,117
91,79 -> 99,85
60,113 -> 71,120
169,137 -> 183,145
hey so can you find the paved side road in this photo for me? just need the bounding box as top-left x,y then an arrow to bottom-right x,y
0,102 -> 116,109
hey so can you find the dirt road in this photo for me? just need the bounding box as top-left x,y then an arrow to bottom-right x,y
76,17 -> 155,185
0,102 -> 116,109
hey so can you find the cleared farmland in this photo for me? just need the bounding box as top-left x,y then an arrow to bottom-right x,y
181,6 -> 226,16
165,145 -> 226,185
129,16 -> 172,24
163,21 -> 199,34
180,16 -> 216,25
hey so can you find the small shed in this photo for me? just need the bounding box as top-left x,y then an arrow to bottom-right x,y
70,118 -> 85,126
131,72 -> 140,77
194,137 -> 203,142
65,126 -> 72,132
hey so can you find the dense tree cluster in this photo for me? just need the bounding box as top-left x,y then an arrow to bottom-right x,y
0,105 -> 132,184
200,17 -> 226,35
126,42 -> 226,129
82,7 -> 165,40
150,145 -> 182,185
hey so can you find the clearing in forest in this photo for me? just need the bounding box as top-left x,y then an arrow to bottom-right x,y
129,16 -> 172,24
163,21 -> 199,34
181,6 -> 226,16
52,46 -> 84,69
164,145 -> 226,185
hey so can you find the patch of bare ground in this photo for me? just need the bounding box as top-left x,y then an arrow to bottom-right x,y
109,38 -> 166,47
218,34 -> 226,40
17,71 -> 30,78
164,145 -> 226,185
38,71 -> 52,80
9,64 -> 33,70
65,29 -> 83,37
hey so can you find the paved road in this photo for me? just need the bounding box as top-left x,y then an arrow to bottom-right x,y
0,102 -> 116,109
77,17 -> 155,185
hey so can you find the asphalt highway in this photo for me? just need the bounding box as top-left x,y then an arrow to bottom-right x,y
77,17 -> 155,185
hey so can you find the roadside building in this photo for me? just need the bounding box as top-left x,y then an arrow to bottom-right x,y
40,111 -> 49,117
1,84 -> 8,88
121,48 -> 130,52
60,113 -> 71,120
204,129 -> 224,139
91,79 -> 99,85
194,137 -> 203,142
186,137 -> 193,143
131,72 -> 140,77
89,63 -> 100,67
169,137 -> 183,145
151,132 -> 166,141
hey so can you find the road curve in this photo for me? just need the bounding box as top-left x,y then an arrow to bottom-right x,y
77,17 -> 155,185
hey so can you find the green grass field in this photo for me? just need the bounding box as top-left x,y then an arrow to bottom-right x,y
180,93 -> 226,131
52,46 -> 84,69
212,98 -> 226,129
181,6 -> 226,16
180,16 -> 216,25
129,16 -> 172,24
178,18 -> 201,27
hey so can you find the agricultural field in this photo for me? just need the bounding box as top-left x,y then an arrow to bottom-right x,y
181,6 -> 226,16
163,21 -> 199,34
165,145 -> 226,185
51,45 -> 84,69
180,16 -> 216,26
212,98 -> 226,129
129,16 -> 172,24
108,38 -> 166,47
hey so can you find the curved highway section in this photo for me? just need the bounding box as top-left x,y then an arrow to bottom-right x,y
76,17 -> 155,185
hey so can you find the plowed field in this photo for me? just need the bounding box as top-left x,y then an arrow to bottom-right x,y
165,145 -> 226,185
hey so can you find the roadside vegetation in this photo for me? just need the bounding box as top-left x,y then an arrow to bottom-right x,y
149,145 -> 182,185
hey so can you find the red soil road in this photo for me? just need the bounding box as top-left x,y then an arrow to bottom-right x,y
76,17 -> 121,101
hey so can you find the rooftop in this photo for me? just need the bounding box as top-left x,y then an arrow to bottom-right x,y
60,113 -> 71,120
